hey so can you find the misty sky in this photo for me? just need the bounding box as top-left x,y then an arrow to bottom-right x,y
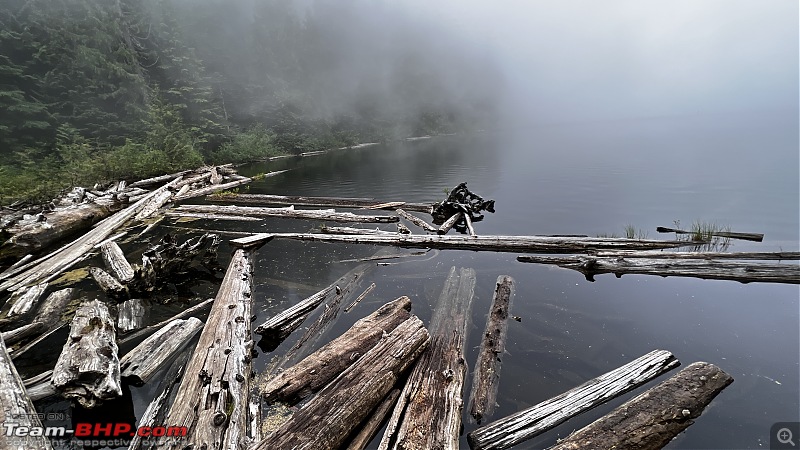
414,0 -> 798,124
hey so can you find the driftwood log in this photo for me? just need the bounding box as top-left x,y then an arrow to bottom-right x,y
173,204 -> 399,224
118,297 -> 213,345
656,226 -> 764,242
119,317 -> 203,386
100,241 -> 134,282
395,208 -> 438,232
516,255 -> 800,284
162,248 -> 256,450
4,288 -> 74,357
0,334 -> 54,450
379,266 -> 476,450
438,211 -> 463,235
592,250 -> 800,260
251,316 -> 430,450
468,275 -> 515,423
467,349 -> 680,450
261,297 -> 412,404
549,362 -> 733,450
206,193 -> 434,213
0,281 -> 48,319
117,298 -> 148,333
51,299 -> 122,408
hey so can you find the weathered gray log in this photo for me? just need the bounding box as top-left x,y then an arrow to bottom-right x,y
162,248 -> 255,450
467,349 -> 680,450
1,177 -> 182,292
379,266 -> 476,450
1,281 -> 48,319
516,255 -> 800,284
344,282 -> 376,313
252,316 -> 430,450
90,266 -> 128,298
128,170 -> 192,188
549,361 -> 733,450
348,388 -> 402,450
5,288 -> 74,358
469,275 -> 515,423
174,171 -> 213,189
172,176 -> 255,202
656,226 -> 764,242
463,209 -> 477,236
206,193 -> 434,213
164,211 -> 262,222
262,297 -> 412,404
1,322 -> 45,346
133,189 -> 173,221
396,208 -> 438,232
119,317 -> 203,386
51,299 -> 122,408
174,204 -> 399,224
101,241 -> 135,282
118,297 -> 214,345
117,298 -> 148,333
593,250 -> 800,260
0,335 -> 54,450
0,254 -> 33,278
232,232 -> 699,255
321,225 -> 399,235
438,211 -> 463,235
9,323 -> 67,361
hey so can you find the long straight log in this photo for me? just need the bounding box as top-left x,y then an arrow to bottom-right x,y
593,250 -> 800,260
469,275 -> 515,423
656,226 -> 764,242
321,225 -> 399,236
175,204 -> 399,224
119,317 -> 203,386
252,316 -> 430,450
133,189 -> 173,221
1,321 -> 45,345
516,255 -> 800,284
0,335 -> 54,450
207,193 -> 434,213
549,362 -> 733,450
467,349 -> 680,450
128,170 -> 191,188
164,212 -> 263,222
173,177 -> 255,202
396,208 -> 437,232
162,248 -> 255,450
232,232 -> 699,254
100,241 -> 135,282
0,254 -> 33,278
52,299 -> 122,408
379,266 -> 476,450
261,297 -> 412,404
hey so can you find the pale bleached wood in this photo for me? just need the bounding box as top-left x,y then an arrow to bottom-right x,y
51,299 -> 122,408
593,250 -> 800,260
207,193 -> 434,213
101,241 -> 134,282
438,211 -> 463,235
1,281 -> 48,318
467,349 -> 680,450
252,316 -> 430,450
0,322 -> 45,346
174,204 -> 399,224
5,288 -> 74,359
549,362 -> 733,450
162,249 -> 255,450
463,209 -> 477,236
0,334 -> 54,450
173,177 -> 255,202
516,255 -> 800,284
133,189 -> 173,221
379,266 -> 476,450
469,275 -> 515,423
321,225 -> 399,235
119,317 -> 203,386
0,254 -> 33,278
118,297 -> 214,345
117,298 -> 148,333
396,208 -> 438,232
90,266 -> 128,298
128,170 -> 192,188
164,211 -> 263,222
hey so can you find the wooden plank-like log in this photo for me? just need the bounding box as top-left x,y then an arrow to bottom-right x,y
463,210 -> 477,236
396,208 -> 437,232
321,225 -> 399,235
128,170 -> 191,188
119,317 -> 203,386
593,250 -> 800,260
0,254 -> 33,278
101,241 -> 135,282
1,281 -> 48,318
438,211 -> 463,235
348,388 -> 402,450
379,266 -> 476,450
261,297 -> 412,404
549,362 -> 733,450
174,204 -> 399,224
469,275 -> 515,423
133,189 -> 173,221
117,298 -> 148,333
207,193 -> 434,213
516,255 -> 800,284
164,211 -> 263,222
0,334 -> 54,450
4,288 -> 74,356
252,316 -> 430,450
656,226 -> 764,242
162,248 -> 255,450
52,299 -> 122,408
467,349 -> 680,450
90,266 -> 128,298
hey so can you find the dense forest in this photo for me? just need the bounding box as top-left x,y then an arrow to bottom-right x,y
0,0 -> 500,202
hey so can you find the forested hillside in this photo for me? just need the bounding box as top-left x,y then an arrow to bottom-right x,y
0,0 -> 500,201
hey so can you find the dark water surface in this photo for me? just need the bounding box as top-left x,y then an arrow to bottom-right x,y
26,112 -> 799,449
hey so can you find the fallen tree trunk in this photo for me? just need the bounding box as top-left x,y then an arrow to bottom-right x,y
128,170 -> 191,188
232,232 -> 699,255
592,250 -> 800,260
379,266 -> 476,450
172,176 -> 255,202
252,316 -> 430,450
469,275 -> 515,423
1,321 -> 45,345
4,288 -> 74,356
516,255 -> 800,284
100,241 -> 134,282
174,204 -> 399,224
656,226 -> 764,242
549,361 -> 733,450
206,193 -> 434,213
162,248 -> 256,450
164,211 -> 263,222
344,282 -> 376,312
119,317 -> 203,386
321,225 -> 399,236
261,297 -> 412,404
467,349 -> 680,450
396,208 -> 437,232
0,334 -> 54,450
51,299 -> 122,408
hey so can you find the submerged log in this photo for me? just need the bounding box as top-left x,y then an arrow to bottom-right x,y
549,362 -> 733,450
0,335 -> 54,450
252,316 -> 430,450
206,193 -> 434,213
467,349 -> 680,450
396,208 -> 437,232
232,232 -> 699,255
379,266 -> 476,450
656,226 -> 764,242
344,282 -> 376,312
516,255 -> 800,284
262,297 -> 412,404
469,275 -> 515,423
51,299 -> 122,408
174,204 -> 399,224
119,317 -> 203,386
162,248 -> 255,450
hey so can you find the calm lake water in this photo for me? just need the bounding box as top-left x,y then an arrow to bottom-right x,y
24,111 -> 799,449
